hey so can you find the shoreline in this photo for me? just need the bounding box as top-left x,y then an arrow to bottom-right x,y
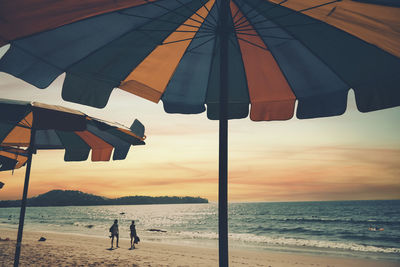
2,223 -> 399,262
1,228 -> 399,266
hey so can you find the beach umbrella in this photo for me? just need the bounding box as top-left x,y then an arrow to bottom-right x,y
1,0 -> 400,266
0,98 -> 146,267
0,148 -> 29,172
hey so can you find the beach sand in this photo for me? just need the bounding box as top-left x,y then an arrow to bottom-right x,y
0,228 -> 398,267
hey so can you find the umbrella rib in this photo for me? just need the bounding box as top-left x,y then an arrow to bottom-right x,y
133,29 -> 214,34
186,35 -> 216,53
234,22 -> 320,32
236,32 -> 293,40
8,43 -> 64,72
234,0 -> 340,30
236,37 -> 269,51
117,11 -> 206,30
227,36 -> 244,54
231,0 -> 260,27
65,33 -> 215,85
162,32 -> 215,45
0,147 -> 27,155
173,0 -> 216,30
231,7 -> 242,23
24,7 -> 214,79
232,0 -> 261,22
25,48 -> 63,73
197,0 -> 218,26
287,0 -> 342,14
60,7 -> 214,76
65,34 -> 216,85
141,28 -> 172,46
0,120 -> 31,130
21,117 -> 32,129
232,0 -> 285,29
232,0 -> 287,29
66,69 -> 120,85
143,0 -> 208,28
244,1 -> 351,96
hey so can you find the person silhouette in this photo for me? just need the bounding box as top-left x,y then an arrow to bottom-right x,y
109,219 -> 119,249
130,220 -> 140,249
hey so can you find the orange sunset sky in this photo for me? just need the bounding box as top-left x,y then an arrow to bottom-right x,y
0,45 -> 399,202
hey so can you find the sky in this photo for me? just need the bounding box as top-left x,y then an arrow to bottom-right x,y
0,45 -> 399,202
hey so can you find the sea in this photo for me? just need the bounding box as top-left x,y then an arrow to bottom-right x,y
1,200 -> 399,262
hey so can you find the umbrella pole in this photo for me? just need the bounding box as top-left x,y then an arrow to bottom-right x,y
14,129 -> 36,267
219,0 -> 229,265
219,116 -> 228,267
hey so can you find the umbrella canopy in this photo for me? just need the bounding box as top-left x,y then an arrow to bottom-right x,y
0,148 -> 29,171
0,0 -> 399,117
0,98 -> 145,163
1,1 -> 400,266
0,98 -> 146,267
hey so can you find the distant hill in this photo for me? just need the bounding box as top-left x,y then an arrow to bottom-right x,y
0,190 -> 208,207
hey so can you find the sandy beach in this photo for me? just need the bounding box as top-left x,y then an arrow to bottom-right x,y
0,228 -> 398,267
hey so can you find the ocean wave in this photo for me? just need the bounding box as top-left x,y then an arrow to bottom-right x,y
1,201 -> 399,258
275,217 -> 399,226
227,233 -> 400,254
166,230 -> 400,254
176,231 -> 218,240
338,233 -> 400,244
1,221 -> 18,225
276,227 -> 327,236
247,225 -> 327,236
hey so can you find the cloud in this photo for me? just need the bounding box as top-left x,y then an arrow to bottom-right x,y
1,139 -> 399,202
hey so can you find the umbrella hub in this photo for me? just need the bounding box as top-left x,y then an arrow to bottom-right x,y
214,24 -> 235,36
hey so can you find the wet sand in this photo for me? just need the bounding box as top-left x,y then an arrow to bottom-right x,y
0,228 -> 398,267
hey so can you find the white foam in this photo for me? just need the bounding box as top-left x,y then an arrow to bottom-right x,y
172,231 -> 400,254
227,233 -> 400,254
